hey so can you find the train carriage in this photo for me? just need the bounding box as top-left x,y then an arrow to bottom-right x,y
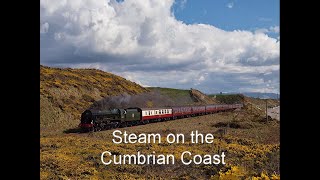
141,107 -> 172,122
191,106 -> 206,115
172,106 -> 193,118
205,104 -> 217,114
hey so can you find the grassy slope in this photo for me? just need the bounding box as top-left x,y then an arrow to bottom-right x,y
147,87 -> 196,105
209,94 -> 244,104
40,65 -> 149,133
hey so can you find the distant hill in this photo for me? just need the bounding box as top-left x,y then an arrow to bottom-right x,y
40,65 -> 148,132
209,92 -> 279,99
241,92 -> 279,99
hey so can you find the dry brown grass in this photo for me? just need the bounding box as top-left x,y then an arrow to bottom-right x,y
41,109 -> 280,179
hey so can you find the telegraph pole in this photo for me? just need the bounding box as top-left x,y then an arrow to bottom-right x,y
265,99 -> 268,122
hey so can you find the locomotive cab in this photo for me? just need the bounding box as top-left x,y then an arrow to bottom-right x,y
81,110 -> 93,124
79,110 -> 94,131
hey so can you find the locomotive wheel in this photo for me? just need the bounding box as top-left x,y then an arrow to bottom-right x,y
95,126 -> 101,131
121,122 -> 127,128
114,123 -> 120,128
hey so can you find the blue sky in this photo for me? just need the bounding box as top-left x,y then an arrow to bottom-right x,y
172,0 -> 279,38
40,0 -> 279,94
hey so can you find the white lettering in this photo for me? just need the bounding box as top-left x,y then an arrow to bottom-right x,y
101,151 -> 112,165
181,151 -> 192,165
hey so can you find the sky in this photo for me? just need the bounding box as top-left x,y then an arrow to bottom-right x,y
40,0 -> 279,94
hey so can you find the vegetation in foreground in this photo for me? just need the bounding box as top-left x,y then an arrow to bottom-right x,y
41,108 -> 280,179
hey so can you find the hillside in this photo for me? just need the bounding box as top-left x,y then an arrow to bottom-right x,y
147,87 -> 196,105
40,65 -> 149,133
146,87 -> 220,105
242,92 -> 279,99
209,94 -> 244,104
190,88 -> 220,104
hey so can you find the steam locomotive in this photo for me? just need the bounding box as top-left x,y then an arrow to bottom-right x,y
79,104 -> 243,132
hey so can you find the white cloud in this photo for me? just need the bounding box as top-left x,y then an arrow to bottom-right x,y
178,78 -> 189,84
180,0 -> 187,10
40,0 -> 279,93
226,2 -> 234,9
254,26 -> 279,35
254,28 -> 269,34
40,22 -> 49,34
269,26 -> 279,33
